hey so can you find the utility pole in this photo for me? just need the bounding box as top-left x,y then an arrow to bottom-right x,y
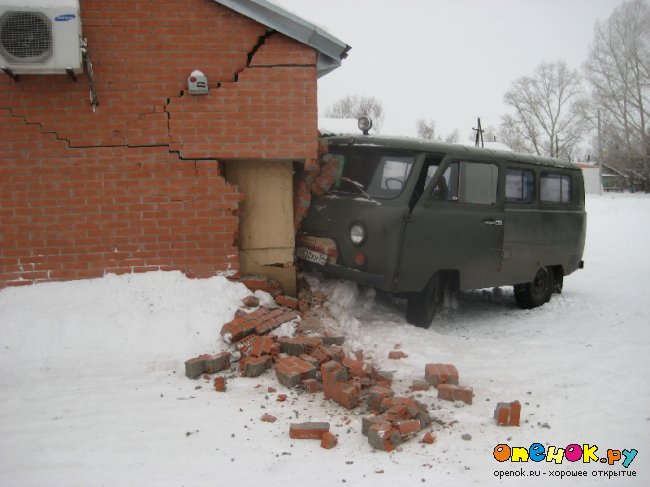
473,118 -> 484,148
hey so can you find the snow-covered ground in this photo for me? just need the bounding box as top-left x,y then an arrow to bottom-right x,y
1,193 -> 648,486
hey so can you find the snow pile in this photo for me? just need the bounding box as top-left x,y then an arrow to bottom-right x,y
0,272 -> 249,384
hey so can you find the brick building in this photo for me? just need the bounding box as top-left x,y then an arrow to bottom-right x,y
0,0 -> 349,293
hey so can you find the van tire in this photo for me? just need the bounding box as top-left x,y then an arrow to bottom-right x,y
406,273 -> 443,328
514,267 -> 554,309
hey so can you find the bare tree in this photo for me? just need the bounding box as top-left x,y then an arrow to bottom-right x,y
416,118 -> 459,143
584,0 -> 650,190
500,61 -> 586,159
416,118 -> 437,140
444,129 -> 460,144
324,95 -> 385,132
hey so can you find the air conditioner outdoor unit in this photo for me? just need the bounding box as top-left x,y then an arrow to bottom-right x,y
0,0 -> 82,75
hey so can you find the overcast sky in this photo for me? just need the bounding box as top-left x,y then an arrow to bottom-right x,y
274,0 -> 629,141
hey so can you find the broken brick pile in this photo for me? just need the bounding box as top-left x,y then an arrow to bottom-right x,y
362,397 -> 432,452
293,140 -> 341,233
184,275 -> 522,452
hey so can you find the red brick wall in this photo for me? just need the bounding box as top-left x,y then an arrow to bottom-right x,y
0,0 -> 319,287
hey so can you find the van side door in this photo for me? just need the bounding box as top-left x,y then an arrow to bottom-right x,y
397,158 -> 505,292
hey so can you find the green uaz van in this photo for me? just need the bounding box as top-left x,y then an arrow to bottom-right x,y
297,125 -> 586,327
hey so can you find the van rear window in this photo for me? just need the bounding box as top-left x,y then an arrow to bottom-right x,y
506,168 -> 535,203
541,173 -> 572,204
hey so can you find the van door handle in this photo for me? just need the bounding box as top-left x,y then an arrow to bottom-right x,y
483,219 -> 503,226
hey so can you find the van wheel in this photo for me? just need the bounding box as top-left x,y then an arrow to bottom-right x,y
406,274 -> 443,328
514,267 -> 554,309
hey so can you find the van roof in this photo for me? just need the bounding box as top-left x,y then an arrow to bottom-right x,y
325,134 -> 578,170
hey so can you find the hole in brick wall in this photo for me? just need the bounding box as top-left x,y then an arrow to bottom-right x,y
223,160 -> 298,296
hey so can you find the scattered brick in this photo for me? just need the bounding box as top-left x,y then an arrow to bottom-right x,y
367,385 -> 394,412
327,345 -> 346,362
422,432 -> 436,444
278,336 -> 322,356
214,376 -> 226,392
221,317 -> 258,344
299,353 -> 320,368
337,383 -> 360,409
275,295 -> 299,309
320,431 -> 338,449
193,292 -> 480,454
410,380 -> 431,392
242,295 -> 260,308
494,401 -> 521,426
371,369 -> 393,385
388,350 -> 408,360
395,419 -> 421,438
302,378 -> 320,393
309,345 -> 333,365
321,336 -> 345,346
235,334 -> 258,356
249,336 -> 275,357
363,396 -> 431,451
321,360 -> 348,392
239,276 -> 268,292
261,413 -> 277,423
239,355 -> 272,377
239,276 -> 283,295
255,309 -> 299,335
289,422 -> 330,439
437,384 -> 473,405
221,308 -> 299,343
362,415 -> 383,436
184,352 -> 231,379
275,356 -> 318,388
367,421 -> 402,452
185,354 -> 212,379
267,387 -> 276,393
342,357 -> 367,378
424,363 -> 459,388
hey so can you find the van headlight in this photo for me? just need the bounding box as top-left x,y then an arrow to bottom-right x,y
350,222 -> 367,246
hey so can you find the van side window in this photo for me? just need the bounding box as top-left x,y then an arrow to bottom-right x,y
541,173 -> 572,204
506,168 -> 535,203
435,162 -> 498,204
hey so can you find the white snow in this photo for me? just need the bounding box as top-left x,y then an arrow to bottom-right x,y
1,193 -> 649,486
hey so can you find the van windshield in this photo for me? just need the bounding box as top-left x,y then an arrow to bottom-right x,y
327,148 -> 415,199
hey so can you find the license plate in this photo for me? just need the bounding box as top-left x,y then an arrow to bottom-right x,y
296,247 -> 328,266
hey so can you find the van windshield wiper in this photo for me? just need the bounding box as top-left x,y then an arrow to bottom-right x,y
339,177 -> 379,204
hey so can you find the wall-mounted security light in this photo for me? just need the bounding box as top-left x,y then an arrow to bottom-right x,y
188,69 -> 208,95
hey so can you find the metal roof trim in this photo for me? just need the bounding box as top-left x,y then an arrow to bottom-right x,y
214,0 -> 350,77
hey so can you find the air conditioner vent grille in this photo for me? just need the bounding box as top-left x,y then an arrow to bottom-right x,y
0,11 -> 53,63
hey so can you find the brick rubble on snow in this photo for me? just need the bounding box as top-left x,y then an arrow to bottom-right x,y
183,281 -> 497,454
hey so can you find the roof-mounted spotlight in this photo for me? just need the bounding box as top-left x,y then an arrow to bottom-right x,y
358,116 -> 373,135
